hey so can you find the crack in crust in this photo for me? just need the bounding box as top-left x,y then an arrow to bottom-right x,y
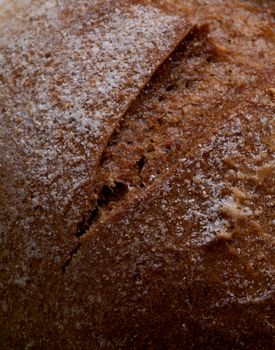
64,25 -> 270,272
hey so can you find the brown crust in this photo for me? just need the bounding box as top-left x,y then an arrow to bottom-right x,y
0,1 -> 190,347
0,0 -> 274,349
63,78 -> 275,349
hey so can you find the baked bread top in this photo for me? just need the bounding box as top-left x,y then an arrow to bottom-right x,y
0,1 -> 190,347
63,77 -> 275,349
0,0 -> 274,349
0,0 -> 189,264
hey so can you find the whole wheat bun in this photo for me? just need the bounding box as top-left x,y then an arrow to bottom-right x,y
0,1 -> 274,349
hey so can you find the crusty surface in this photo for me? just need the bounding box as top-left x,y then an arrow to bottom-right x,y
62,79 -> 275,350
0,1 -> 190,348
169,0 -> 275,67
87,0 -> 275,225
95,25 -> 267,214
0,0 -> 189,243
0,0 -> 274,349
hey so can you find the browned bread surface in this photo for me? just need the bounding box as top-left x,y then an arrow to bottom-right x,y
63,80 -> 275,349
0,0 -> 274,349
169,0 -> 275,67
95,25 -> 266,212
92,0 -> 275,226
0,1 -> 190,348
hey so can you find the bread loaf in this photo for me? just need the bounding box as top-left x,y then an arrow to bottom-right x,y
0,0 -> 274,349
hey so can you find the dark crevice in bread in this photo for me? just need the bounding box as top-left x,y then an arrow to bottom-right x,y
62,181 -> 129,273
77,181 -> 129,237
62,244 -> 80,274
